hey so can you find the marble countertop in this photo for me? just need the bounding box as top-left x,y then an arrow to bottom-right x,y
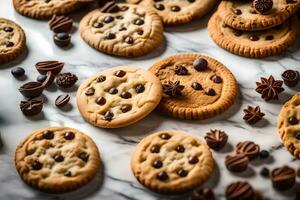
0,1 -> 300,200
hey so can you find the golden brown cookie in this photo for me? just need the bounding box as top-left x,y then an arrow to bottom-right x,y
140,0 -> 216,25
13,0 -> 92,19
131,130 -> 214,193
79,3 -> 164,57
149,54 -> 237,120
278,92 -> 300,158
15,126 -> 100,192
208,13 -> 299,58
218,0 -> 300,31
77,66 -> 163,128
0,18 -> 26,64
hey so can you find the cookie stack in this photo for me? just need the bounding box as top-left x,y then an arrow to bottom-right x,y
208,0 -> 300,58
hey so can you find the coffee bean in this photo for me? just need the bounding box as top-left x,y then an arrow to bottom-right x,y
43,130 -> 54,140
106,33 -> 116,40
134,19 -> 144,25
150,145 -> 160,153
191,82 -> 203,90
115,70 -> 126,77
249,35 -> 259,41
85,88 -> 95,96
211,75 -> 222,83
188,156 -> 199,164
259,150 -> 269,158
104,111 -> 114,121
177,169 -> 188,177
155,4 -> 165,10
104,16 -> 114,23
152,160 -> 163,168
64,132 -> 75,140
120,104 -> 132,113
96,75 -> 106,82
124,36 -> 134,44
193,58 -> 208,71
171,6 -> 181,12
37,75 -> 47,83
54,155 -> 64,162
4,27 -> 13,32
120,91 -> 132,99
260,167 -> 270,177
109,87 -> 118,94
11,67 -> 25,78
205,88 -> 216,96
32,160 -> 43,170
160,133 -> 171,140
96,97 -> 106,105
157,171 -> 168,181
135,84 -> 145,93
175,145 -> 185,153
55,94 -> 70,107
93,22 -> 103,28
78,152 -> 89,162
288,117 -> 298,125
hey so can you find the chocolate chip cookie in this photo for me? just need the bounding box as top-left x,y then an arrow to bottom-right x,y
278,92 -> 300,158
149,54 -> 237,120
79,3 -> 164,57
13,0 -> 92,19
77,66 -> 162,128
15,126 -> 100,192
0,18 -> 26,64
208,13 -> 299,58
131,131 -> 214,193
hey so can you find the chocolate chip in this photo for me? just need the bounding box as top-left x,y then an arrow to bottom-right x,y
288,117 -> 298,125
55,94 -> 70,107
64,171 -> 72,177
233,9 -> 242,15
134,19 -> 144,25
135,84 -> 145,93
188,0 -> 195,2
119,27 -> 127,31
54,155 -> 64,162
249,35 -> 259,41
96,75 -> 106,82
171,6 -> 181,12
93,22 -> 103,28
124,36 -> 134,44
85,88 -> 95,96
6,41 -> 14,47
152,160 -> 163,168
64,132 -> 75,140
109,87 -> 118,94
116,16 -> 123,19
174,65 -> 188,75
120,104 -> 132,113
155,4 -> 165,10
265,35 -> 274,40
150,145 -> 160,153
295,132 -> 300,140
191,82 -> 203,90
175,145 -> 185,153
4,27 -> 13,32
233,30 -> 243,36
120,6 -> 129,11
104,16 -> 114,23
43,130 -> 54,140
259,150 -> 270,158
104,111 -> 114,121
193,58 -> 208,71
37,75 -> 47,83
78,152 -> 89,162
121,92 -> 132,99
205,88 -> 216,96
260,167 -> 270,177
96,97 -> 106,105
137,30 -> 144,35
106,33 -> 116,40
32,160 -> 43,170
189,156 -> 199,164
11,67 -> 25,78
157,171 -> 168,181
211,75 -> 222,83
115,70 -> 126,77
160,133 -> 171,140
177,169 -> 188,177
53,32 -> 71,47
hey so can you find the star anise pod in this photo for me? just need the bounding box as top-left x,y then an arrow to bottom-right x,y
255,75 -> 284,101
163,81 -> 184,97
243,106 -> 265,124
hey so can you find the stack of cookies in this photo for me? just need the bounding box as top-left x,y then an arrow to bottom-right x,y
208,0 -> 300,58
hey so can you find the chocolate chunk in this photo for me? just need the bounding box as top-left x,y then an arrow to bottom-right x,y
225,154 -> 249,172
64,171 -> 72,177
205,88 -> 216,96
53,32 -> 71,47
42,71 -> 56,87
120,6 -> 129,11
152,160 -> 163,168
43,130 -> 54,140
281,69 -> 300,87
35,61 -> 64,75
104,111 -> 114,121
32,160 -> 43,170
265,35 -> 274,40
109,87 -> 118,94
135,84 -> 145,93
288,116 -> 298,125
116,16 -> 123,19
157,171 -> 168,181
93,22 -> 103,28
11,67 -> 25,78
233,30 -> 243,36
4,27 -> 13,32
233,9 -> 242,15
188,156 -> 199,164
171,6 -> 181,12
236,141 -> 260,159
295,132 -> 300,140
134,19 -> 144,25
249,35 -> 259,41
177,169 -> 188,177
150,145 -> 160,153
211,75 -> 222,83
175,145 -> 185,153
96,97 -> 106,105
19,82 -> 44,98
105,33 -> 116,40
253,0 -> 273,14
78,152 -> 89,162
6,41 -> 14,47
191,82 -> 203,90
193,58 -> 208,71
85,87 -> 95,96
243,105 -> 265,125
155,4 -> 165,10
174,65 -> 188,75
20,97 -> 43,116
54,155 -> 64,162
103,16 -> 114,23
119,27 -> 127,31
96,75 -> 106,82
101,1 -> 119,13
163,81 -> 184,97
137,30 -> 144,35
56,72 -> 78,88
259,150 -> 269,158
37,75 -> 47,83
187,0 -> 195,2
120,104 -> 132,113
205,129 -> 228,150
48,15 -> 73,33
190,188 -> 215,200
160,133 -> 171,140
226,181 -> 255,200
120,91 -> 132,99
124,36 -> 134,44
64,132 -> 75,140
115,70 -> 126,77
55,94 -> 70,107
271,166 -> 296,190
260,167 -> 270,177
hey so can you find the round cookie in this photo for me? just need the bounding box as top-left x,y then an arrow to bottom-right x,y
0,18 -> 26,64
15,126 -> 100,192
149,54 -> 237,120
140,0 -> 216,25
278,92 -> 300,158
79,3 -> 164,57
76,66 -> 163,128
13,0 -> 92,19
208,13 -> 299,58
131,131 -> 214,193
218,0 -> 300,31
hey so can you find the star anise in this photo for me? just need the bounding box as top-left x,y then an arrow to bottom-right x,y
255,75 -> 284,101
163,81 -> 184,97
243,106 -> 265,124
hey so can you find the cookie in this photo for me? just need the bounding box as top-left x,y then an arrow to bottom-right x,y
140,0 -> 216,25
77,66 -> 163,128
79,3 -> 164,57
217,0 -> 300,31
131,131 -> 214,193
0,18 -> 26,64
149,54 -> 237,120
278,92 -> 300,158
15,126 -> 100,192
13,0 -> 92,19
208,13 -> 299,58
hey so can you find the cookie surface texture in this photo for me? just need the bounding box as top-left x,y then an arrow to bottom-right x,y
131,130 -> 214,193
149,54 -> 237,120
77,66 -> 163,128
208,13 -> 299,58
79,3 -> 164,57
218,0 -> 300,31
278,92 -> 300,158
15,126 -> 100,192
0,18 -> 26,64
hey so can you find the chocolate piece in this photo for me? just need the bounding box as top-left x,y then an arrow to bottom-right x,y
85,88 -> 95,96
243,106 -> 265,125
93,22 -> 103,28
233,30 -> 243,36
55,94 -> 70,107
64,132 -> 75,140
120,5 -> 129,11
281,70 -> 300,87
265,35 -> 274,40
260,167 -> 270,177
37,75 -> 47,83
124,36 -> 134,44
205,88 -> 216,96
103,16 -> 114,23
175,145 -> 185,153
104,111 -> 114,121
174,65 -> 188,75
256,75 -> 284,101
53,32 -> 71,47
135,84 -> 145,93
236,141 -> 260,159
115,70 -> 126,77
259,150 -> 269,158
78,152 -> 89,162
56,73 -> 78,88
101,1 -> 119,13
188,156 -> 199,164
150,145 -> 160,153
271,166 -> 296,190
152,160 -> 163,168
109,87 -> 118,94
4,27 -> 13,32
171,6 -> 181,12
19,82 -> 44,98
163,81 -> 184,97
137,30 -> 144,35
64,171 -> 72,177
6,41 -> 14,47
295,132 -> 300,140
54,155 -> 64,162
190,188 -> 215,200
225,154 -> 249,172
35,61 -> 64,75
155,3 -> 165,10
11,67 -> 25,78
42,71 -> 55,87
177,169 -> 188,177
20,98 -> 43,116
119,27 -> 127,31
43,130 -> 54,139
96,75 -> 106,82
253,0 -> 273,14
211,75 -> 222,83
288,116 -> 298,125
96,97 -> 106,105
226,181 -> 255,200
120,91 -> 132,99
233,9 -> 242,15
193,58 -> 208,71
48,15 -> 73,33
205,129 -> 228,150
31,160 -> 43,170
249,35 -> 259,41
160,133 -> 171,140
120,104 -> 132,113
133,19 -> 144,25
191,82 -> 203,90
157,171 -> 168,181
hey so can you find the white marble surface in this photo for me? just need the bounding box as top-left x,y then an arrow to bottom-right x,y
0,1 -> 300,200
